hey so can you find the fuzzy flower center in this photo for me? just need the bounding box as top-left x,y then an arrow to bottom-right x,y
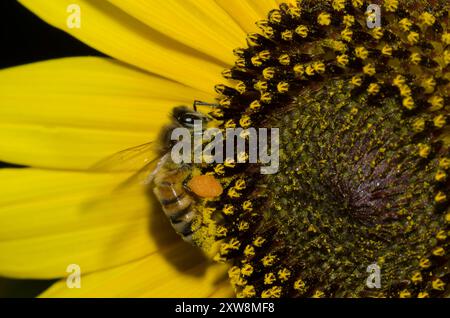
183,0 -> 450,298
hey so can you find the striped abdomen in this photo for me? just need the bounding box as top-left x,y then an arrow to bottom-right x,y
152,166 -> 197,243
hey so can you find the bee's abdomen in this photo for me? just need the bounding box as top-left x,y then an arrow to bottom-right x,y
171,210 -> 197,238
153,167 -> 197,243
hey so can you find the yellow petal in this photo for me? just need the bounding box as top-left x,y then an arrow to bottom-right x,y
18,0 -> 224,93
0,168 -> 184,279
0,57 -> 213,170
209,281 -> 236,298
276,0 -> 297,5
249,0 -> 280,18
216,0 -> 279,33
108,0 -> 245,65
40,242 -> 231,297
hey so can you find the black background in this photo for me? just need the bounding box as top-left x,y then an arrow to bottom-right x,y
0,0 -> 104,68
0,0 -> 104,297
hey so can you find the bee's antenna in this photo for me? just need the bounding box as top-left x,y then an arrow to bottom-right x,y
193,100 -> 220,112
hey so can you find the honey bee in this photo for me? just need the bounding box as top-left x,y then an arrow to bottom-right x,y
91,101 -> 223,245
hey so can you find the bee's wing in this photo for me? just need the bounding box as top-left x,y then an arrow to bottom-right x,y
90,142 -> 170,191
90,141 -> 158,173
114,153 -> 171,191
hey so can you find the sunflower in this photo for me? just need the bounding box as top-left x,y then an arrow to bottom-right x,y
1,0 -> 450,298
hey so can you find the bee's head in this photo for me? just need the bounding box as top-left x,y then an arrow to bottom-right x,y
158,106 -> 211,154
172,106 -> 210,128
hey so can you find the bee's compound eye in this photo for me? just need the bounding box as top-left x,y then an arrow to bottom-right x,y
180,112 -> 204,128
187,175 -> 223,198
